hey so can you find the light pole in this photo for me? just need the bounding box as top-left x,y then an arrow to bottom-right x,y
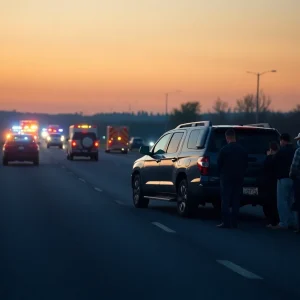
165,90 -> 181,131
247,70 -> 276,123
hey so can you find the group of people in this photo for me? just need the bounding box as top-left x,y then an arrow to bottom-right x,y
217,129 -> 300,233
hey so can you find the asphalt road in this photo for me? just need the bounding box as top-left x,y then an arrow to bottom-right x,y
0,144 -> 299,300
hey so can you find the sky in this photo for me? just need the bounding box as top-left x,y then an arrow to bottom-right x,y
0,0 -> 299,114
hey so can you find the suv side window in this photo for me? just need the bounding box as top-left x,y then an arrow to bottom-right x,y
166,132 -> 184,154
152,133 -> 171,154
187,129 -> 202,149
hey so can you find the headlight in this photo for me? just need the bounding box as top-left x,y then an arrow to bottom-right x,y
47,136 -> 51,141
149,141 -> 154,147
61,135 -> 65,141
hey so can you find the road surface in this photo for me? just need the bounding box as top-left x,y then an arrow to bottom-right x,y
0,145 -> 299,299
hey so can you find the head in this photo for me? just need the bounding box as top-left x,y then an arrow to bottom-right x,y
225,129 -> 236,144
280,133 -> 291,146
269,141 -> 279,154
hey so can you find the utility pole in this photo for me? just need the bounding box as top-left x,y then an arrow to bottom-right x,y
246,70 -> 276,123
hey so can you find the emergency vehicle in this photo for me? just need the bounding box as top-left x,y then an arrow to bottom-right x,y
66,124 -> 99,161
47,125 -> 63,134
105,126 -> 129,154
20,120 -> 39,141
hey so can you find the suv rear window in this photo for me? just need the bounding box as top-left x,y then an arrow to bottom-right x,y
73,132 -> 97,140
209,128 -> 280,154
50,134 -> 61,138
9,135 -> 35,143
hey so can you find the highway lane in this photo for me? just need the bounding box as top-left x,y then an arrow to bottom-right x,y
0,149 -> 290,299
43,145 -> 300,298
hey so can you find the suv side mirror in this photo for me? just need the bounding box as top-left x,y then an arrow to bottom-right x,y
139,145 -> 151,155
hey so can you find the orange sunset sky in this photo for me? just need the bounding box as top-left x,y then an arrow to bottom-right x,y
0,0 -> 299,115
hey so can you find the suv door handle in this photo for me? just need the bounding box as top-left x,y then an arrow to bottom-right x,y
171,158 -> 178,162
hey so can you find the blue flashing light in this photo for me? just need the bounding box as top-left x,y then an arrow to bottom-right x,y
24,137 -> 28,140
42,128 -> 47,132
58,129 -> 63,132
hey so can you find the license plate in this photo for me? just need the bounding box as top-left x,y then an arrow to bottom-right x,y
243,187 -> 258,196
18,146 -> 24,150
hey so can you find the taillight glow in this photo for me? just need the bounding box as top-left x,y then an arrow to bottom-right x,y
197,156 -> 210,175
109,140 -> 112,144
72,141 -> 76,147
94,141 -> 99,147
117,136 -> 121,141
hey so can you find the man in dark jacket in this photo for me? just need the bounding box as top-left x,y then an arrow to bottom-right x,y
290,133 -> 300,233
217,129 -> 248,228
263,142 -> 280,227
271,133 -> 296,229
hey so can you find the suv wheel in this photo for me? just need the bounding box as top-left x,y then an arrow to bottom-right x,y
33,158 -> 39,166
176,178 -> 197,217
132,174 -> 149,208
93,154 -> 99,161
2,158 -> 8,166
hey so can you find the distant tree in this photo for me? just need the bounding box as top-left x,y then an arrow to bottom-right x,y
213,98 -> 229,114
292,104 -> 300,113
169,101 -> 201,128
235,91 -> 271,113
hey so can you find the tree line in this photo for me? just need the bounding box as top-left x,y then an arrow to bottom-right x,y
169,91 -> 300,141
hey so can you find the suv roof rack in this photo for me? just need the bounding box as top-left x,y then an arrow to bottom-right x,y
176,121 -> 212,129
245,123 -> 272,129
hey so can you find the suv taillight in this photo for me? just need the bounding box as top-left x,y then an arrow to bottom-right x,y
197,156 -> 210,175
71,141 -> 76,147
94,141 -> 99,147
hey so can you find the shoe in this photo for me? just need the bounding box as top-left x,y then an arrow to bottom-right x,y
216,223 -> 230,228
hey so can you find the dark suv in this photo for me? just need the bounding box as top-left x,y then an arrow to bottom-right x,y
131,121 -> 280,217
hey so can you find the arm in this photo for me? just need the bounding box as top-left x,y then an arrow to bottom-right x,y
290,149 -> 300,179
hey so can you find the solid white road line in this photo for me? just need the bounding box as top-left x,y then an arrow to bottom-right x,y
216,260 -> 263,280
78,178 -> 86,183
152,222 -> 176,233
94,187 -> 103,192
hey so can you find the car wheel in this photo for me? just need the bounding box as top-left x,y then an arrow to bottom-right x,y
59,145 -> 63,149
105,149 -> 110,153
176,178 -> 197,217
122,150 -> 128,154
70,154 -> 74,161
2,158 -> 8,166
132,174 -> 149,208
33,158 -> 39,166
94,154 -> 99,161
47,144 -> 50,148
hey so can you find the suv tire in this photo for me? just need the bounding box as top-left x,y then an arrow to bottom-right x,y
176,178 -> 198,217
33,158 -> 39,166
2,158 -> 8,166
93,154 -> 99,161
132,174 -> 149,208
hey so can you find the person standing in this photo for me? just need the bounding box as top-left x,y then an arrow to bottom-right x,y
290,133 -> 300,234
263,141 -> 280,227
217,129 -> 248,228
271,133 -> 296,230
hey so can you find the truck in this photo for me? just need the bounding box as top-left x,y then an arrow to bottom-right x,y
20,120 -> 39,141
105,126 -> 129,154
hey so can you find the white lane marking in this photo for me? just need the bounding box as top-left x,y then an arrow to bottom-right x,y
94,187 -> 103,192
152,222 -> 176,233
78,178 -> 86,183
217,260 -> 263,280
115,200 -> 125,205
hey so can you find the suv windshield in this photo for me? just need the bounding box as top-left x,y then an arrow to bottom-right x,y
210,128 -> 280,154
73,132 -> 97,140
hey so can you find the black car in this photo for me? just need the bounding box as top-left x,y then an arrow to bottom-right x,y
129,137 -> 144,150
2,134 -> 39,166
131,121 -> 280,217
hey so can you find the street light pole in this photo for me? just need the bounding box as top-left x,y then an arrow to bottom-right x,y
247,70 -> 276,123
256,73 -> 260,123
